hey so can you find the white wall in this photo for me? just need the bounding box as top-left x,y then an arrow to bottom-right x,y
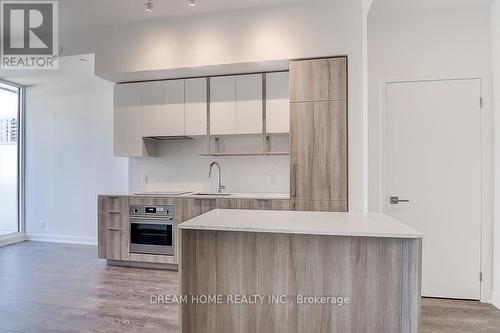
63,0 -> 367,212
24,55 -> 129,244
368,5 -> 493,302
368,6 -> 492,212
62,1 -> 361,79
490,0 -> 500,309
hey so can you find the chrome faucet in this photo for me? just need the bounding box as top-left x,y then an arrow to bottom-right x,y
208,162 -> 226,193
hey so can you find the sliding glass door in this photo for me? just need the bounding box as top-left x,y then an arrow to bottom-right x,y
0,82 -> 21,236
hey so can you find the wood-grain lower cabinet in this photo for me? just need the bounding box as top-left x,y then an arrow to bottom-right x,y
216,199 -> 270,210
175,198 -> 217,223
98,197 -> 130,260
215,199 -> 290,211
290,101 -> 347,202
291,200 -> 347,212
270,199 -> 291,210
98,196 -> 291,266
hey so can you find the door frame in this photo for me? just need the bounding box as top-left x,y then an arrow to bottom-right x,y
0,78 -> 26,242
379,76 -> 493,303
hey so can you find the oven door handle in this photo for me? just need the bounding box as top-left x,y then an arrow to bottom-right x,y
130,217 -> 174,225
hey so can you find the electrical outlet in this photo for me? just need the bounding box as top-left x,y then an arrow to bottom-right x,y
267,175 -> 276,185
142,175 -> 148,184
41,220 -> 45,230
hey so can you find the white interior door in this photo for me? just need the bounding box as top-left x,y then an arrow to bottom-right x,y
385,79 -> 482,300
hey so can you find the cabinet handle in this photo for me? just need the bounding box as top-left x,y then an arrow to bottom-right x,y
106,228 -> 120,231
291,164 -> 297,198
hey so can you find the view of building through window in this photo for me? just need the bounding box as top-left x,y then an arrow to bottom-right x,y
0,83 -> 20,235
0,117 -> 18,143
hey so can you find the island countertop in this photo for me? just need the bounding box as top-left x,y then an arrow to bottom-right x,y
178,209 -> 423,239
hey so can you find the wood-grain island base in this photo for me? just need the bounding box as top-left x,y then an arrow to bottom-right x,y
180,230 -> 422,333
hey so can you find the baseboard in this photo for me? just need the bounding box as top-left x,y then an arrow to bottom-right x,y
492,290 -> 500,309
26,233 -> 97,245
0,233 -> 27,247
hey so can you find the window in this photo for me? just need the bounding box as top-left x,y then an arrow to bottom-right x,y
0,81 -> 22,236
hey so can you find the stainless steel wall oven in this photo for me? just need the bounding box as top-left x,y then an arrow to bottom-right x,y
129,205 -> 174,256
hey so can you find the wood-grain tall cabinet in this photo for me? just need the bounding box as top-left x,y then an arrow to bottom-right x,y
289,57 -> 348,212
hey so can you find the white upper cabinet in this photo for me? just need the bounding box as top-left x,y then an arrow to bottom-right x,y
235,74 -> 263,134
210,74 -> 264,135
114,84 -> 149,157
142,81 -> 163,137
185,78 -> 207,136
210,76 -> 236,135
114,71 -> 289,157
266,72 -> 289,134
163,79 -> 185,136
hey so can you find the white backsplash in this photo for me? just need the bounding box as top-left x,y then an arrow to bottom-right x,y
129,138 -> 290,194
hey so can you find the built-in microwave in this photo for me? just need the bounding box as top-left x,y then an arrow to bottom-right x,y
129,205 -> 175,256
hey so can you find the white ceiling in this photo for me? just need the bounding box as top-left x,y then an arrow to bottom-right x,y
59,0 -> 317,31
370,0 -> 494,15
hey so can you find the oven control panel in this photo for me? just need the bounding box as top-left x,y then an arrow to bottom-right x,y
130,205 -> 174,217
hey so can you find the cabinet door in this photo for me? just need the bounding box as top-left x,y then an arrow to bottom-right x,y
210,76 -> 236,135
289,58 -> 347,102
99,196 -> 128,213
98,197 -> 130,260
104,229 -> 123,260
163,79 -> 185,136
235,74 -> 262,134
185,78 -> 207,136
113,84 -> 145,157
290,101 -> 347,201
232,199 -> 270,210
142,81 -> 164,137
292,200 -> 347,212
270,200 -> 290,211
266,72 -> 289,134
217,199 -> 289,211
175,198 -> 217,223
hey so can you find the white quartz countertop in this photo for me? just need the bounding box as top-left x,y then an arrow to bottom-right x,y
99,193 -> 290,200
184,193 -> 290,200
178,209 -> 423,239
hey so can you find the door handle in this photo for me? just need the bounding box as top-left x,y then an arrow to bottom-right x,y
390,196 -> 410,205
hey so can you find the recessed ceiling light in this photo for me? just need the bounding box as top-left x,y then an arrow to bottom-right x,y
145,0 -> 154,12
188,0 -> 196,7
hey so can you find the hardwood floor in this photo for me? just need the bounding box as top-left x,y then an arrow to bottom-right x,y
0,242 -> 178,333
421,298 -> 500,333
0,241 -> 499,332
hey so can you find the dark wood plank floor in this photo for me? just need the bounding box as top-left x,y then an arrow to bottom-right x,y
0,242 -> 499,332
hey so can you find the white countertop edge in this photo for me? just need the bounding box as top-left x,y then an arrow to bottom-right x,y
98,193 -> 291,200
178,224 -> 423,239
178,210 -> 423,239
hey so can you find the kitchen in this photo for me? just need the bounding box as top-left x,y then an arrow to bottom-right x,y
99,57 -> 347,268
0,0 -> 500,332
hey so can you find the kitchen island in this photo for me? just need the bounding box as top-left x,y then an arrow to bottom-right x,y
179,209 -> 423,333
